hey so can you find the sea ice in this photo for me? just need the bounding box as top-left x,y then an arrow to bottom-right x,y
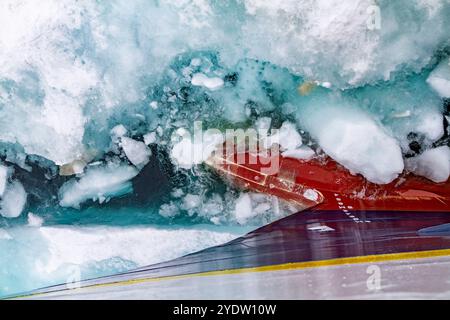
234,193 -> 255,225
406,146 -> 450,183
427,59 -> 450,98
120,137 -> 152,169
282,146 -> 316,161
27,213 -> 44,228
191,73 -> 224,91
59,163 -> 139,208
299,103 -> 404,184
0,181 -> 27,218
0,164 -> 8,197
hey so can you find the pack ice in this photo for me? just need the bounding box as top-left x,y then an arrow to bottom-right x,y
0,0 -> 448,220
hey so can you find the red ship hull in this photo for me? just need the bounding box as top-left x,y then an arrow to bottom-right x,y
206,152 -> 450,214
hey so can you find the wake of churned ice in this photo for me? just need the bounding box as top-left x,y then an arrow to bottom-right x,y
0,225 -> 249,296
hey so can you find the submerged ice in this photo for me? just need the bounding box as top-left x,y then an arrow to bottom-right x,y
0,0 -> 450,297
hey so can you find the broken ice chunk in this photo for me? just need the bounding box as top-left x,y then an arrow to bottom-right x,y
263,121 -> 302,151
149,101 -> 158,110
300,104 -> 404,184
0,164 -> 9,197
282,146 -> 315,160
59,163 -> 139,208
406,146 -> 450,183
416,111 -> 444,142
234,193 -> 255,225
120,137 -> 152,169
0,181 -> 27,218
159,202 -> 180,218
170,129 -> 224,169
182,194 -> 202,211
110,124 -> 128,143
255,117 -> 272,132
143,132 -> 157,145
191,73 -> 224,91
427,60 -> 450,98
27,212 -> 44,227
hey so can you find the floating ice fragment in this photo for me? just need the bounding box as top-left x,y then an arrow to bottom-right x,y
406,146 -> 450,183
59,163 -> 139,208
427,59 -> 450,98
150,101 -> 158,110
27,212 -> 44,228
263,121 -> 302,151
0,181 -> 27,218
121,137 -> 152,169
170,129 -> 224,169
110,125 -> 128,143
159,202 -> 180,218
0,164 -> 8,197
300,104 -> 404,184
255,117 -> 272,132
234,193 -> 255,225
182,194 -> 202,211
282,146 -> 315,160
191,73 -> 224,91
416,111 -> 444,142
143,132 -> 157,145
